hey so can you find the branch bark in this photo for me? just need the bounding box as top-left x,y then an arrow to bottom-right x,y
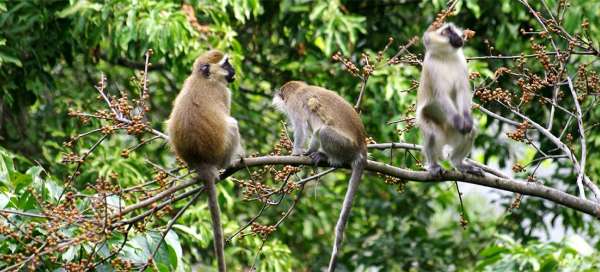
223,156 -> 600,218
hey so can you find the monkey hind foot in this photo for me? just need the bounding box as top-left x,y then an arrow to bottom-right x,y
428,163 -> 445,176
308,151 -> 329,166
457,164 -> 484,176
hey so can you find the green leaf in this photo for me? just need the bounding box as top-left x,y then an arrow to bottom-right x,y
480,245 -> 508,257
0,149 -> 15,186
308,3 -> 327,21
62,245 -> 79,262
164,230 -> 183,270
466,0 -> 481,18
0,51 -> 22,67
56,1 -> 102,18
0,193 -> 9,209
172,224 -> 204,241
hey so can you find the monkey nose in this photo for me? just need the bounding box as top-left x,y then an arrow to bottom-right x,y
226,73 -> 235,83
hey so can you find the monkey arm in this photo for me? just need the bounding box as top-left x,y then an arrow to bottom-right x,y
422,91 -> 461,128
456,77 -> 473,115
306,128 -> 321,154
420,101 -> 448,127
456,78 -> 474,133
291,118 -> 309,155
226,117 -> 244,161
421,68 -> 460,126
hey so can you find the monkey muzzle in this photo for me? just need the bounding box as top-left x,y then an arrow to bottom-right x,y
221,61 -> 236,83
449,32 -> 464,48
225,71 -> 235,83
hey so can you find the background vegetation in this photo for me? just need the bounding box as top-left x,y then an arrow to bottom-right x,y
0,0 -> 599,271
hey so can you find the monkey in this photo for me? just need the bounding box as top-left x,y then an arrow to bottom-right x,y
167,50 -> 242,272
272,81 -> 367,271
416,23 -> 483,177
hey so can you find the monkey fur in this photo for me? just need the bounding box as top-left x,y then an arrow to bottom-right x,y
273,81 -> 367,271
417,23 -> 483,176
167,50 -> 242,272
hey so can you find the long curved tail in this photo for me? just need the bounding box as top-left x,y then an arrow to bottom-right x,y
198,165 -> 226,272
327,158 -> 365,272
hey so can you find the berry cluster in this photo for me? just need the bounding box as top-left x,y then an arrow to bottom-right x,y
512,163 -> 525,173
332,52 -> 360,77
475,87 -> 512,104
251,222 -> 276,237
507,121 -> 529,142
272,123 -> 293,155
274,165 -> 300,182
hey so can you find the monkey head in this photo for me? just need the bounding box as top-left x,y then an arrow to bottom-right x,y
272,80 -> 307,108
192,50 -> 236,83
274,81 -> 306,100
424,23 -> 465,53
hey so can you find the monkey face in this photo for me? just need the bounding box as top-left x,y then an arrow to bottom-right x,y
193,50 -> 235,83
424,23 -> 465,52
440,24 -> 464,48
220,57 -> 236,83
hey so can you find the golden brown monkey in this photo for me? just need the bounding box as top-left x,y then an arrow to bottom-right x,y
167,50 -> 242,272
273,81 -> 367,271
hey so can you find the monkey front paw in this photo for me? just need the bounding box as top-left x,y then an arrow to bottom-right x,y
452,114 -> 466,134
308,152 -> 328,165
428,163 -> 445,176
452,114 -> 472,134
462,111 -> 473,133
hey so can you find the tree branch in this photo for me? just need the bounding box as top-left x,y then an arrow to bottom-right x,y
222,156 -> 600,218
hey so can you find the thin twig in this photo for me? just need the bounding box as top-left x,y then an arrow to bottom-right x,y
466,51 -> 595,60
454,181 -> 468,229
0,209 -> 47,218
566,76 -> 588,199
138,189 -> 204,272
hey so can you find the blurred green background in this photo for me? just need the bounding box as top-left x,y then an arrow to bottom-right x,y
1,0 -> 599,271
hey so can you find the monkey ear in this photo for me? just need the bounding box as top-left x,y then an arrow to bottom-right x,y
423,33 -> 430,46
199,64 -> 210,77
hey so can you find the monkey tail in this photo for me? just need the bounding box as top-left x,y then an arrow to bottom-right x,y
196,164 -> 226,272
327,157 -> 366,272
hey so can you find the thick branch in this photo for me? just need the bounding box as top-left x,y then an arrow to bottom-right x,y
223,156 -> 600,218
367,142 -> 509,179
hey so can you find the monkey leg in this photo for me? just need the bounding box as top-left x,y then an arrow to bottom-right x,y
223,117 -> 244,167
318,126 -> 356,166
423,132 -> 444,176
327,161 -> 365,272
303,128 -> 329,165
197,165 -> 227,272
449,132 -> 484,176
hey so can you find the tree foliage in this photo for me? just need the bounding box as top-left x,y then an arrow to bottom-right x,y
0,0 -> 599,271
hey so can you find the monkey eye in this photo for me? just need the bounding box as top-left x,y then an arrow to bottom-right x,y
199,64 -> 210,77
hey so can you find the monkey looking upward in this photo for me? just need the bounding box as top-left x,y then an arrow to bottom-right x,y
273,81 -> 367,271
416,23 -> 483,176
167,50 -> 243,272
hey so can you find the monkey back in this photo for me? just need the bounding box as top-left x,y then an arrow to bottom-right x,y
167,74 -> 232,168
